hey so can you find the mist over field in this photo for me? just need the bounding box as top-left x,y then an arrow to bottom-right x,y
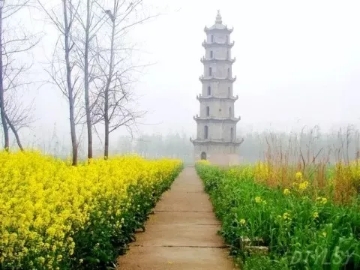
1,0 -> 359,162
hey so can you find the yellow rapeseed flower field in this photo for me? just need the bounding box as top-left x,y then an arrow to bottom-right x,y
0,150 -> 182,269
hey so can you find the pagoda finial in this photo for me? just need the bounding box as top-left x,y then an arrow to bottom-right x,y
215,10 -> 222,24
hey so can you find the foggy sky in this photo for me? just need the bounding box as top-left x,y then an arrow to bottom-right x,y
8,0 -> 360,147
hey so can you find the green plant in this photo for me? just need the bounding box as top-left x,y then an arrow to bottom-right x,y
196,162 -> 360,269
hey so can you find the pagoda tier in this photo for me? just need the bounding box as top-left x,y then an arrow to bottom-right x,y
200,57 -> 236,64
204,10 -> 233,33
190,138 -> 244,145
199,75 -> 237,83
196,94 -> 239,101
204,25 -> 233,33
202,40 -> 235,48
193,115 -> 241,123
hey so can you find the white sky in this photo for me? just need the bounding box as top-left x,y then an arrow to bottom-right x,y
9,0 -> 360,147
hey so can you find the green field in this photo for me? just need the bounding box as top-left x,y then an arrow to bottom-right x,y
196,161 -> 360,270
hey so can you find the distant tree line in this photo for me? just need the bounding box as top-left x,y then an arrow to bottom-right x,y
97,126 -> 359,164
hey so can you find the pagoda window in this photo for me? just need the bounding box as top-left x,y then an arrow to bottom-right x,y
210,50 -> 213,59
229,107 -> 232,117
211,35 -> 214,42
207,86 -> 211,95
228,86 -> 231,96
204,126 -> 209,139
227,68 -> 230,77
206,106 -> 210,117
230,127 -> 234,141
226,50 -> 229,59
209,67 -> 212,76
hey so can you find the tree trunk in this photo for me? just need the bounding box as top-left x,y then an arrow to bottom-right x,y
63,0 -> 77,166
4,113 -> 23,151
104,112 -> 109,158
84,0 -> 92,160
0,7 -> 9,151
104,15 -> 116,160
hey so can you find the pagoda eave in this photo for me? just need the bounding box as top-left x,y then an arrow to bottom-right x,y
204,26 -> 234,33
193,116 -> 241,123
199,76 -> 237,83
200,57 -> 236,64
196,95 -> 239,101
191,138 -> 244,145
202,40 -> 235,48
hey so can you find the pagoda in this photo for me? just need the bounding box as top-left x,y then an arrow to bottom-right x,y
191,11 -> 243,166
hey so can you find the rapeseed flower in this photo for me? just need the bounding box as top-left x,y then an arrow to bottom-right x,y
283,188 -> 291,195
0,150 -> 182,269
298,181 -> 309,191
283,212 -> 291,221
316,197 -> 328,205
197,160 -> 210,165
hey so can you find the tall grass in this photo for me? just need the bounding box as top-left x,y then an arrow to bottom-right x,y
255,125 -> 360,204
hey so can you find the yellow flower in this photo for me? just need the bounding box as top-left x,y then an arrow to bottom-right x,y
255,196 -> 262,203
46,227 -> 56,237
197,160 -> 210,165
322,232 -> 327,237
37,257 -> 45,264
295,171 -> 303,180
283,212 -> 291,220
313,211 -> 319,219
298,181 -> 309,191
283,188 -> 290,195
316,197 -> 327,205
0,150 -> 183,268
239,219 -> 246,225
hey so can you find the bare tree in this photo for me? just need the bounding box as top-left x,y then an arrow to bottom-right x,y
72,0 -> 108,160
0,0 -> 7,149
4,92 -> 34,150
0,0 -> 40,151
92,0 -> 157,159
38,0 -> 81,165
83,0 -> 93,160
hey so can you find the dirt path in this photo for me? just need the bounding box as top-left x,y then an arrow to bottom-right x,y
116,167 -> 236,270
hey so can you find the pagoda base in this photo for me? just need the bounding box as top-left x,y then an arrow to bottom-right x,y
193,142 -> 241,166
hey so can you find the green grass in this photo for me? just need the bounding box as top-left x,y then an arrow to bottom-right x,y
196,163 -> 360,270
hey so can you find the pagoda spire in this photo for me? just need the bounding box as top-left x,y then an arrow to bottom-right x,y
215,10 -> 222,24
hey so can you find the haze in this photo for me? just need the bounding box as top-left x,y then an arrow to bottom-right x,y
3,0 -> 360,159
